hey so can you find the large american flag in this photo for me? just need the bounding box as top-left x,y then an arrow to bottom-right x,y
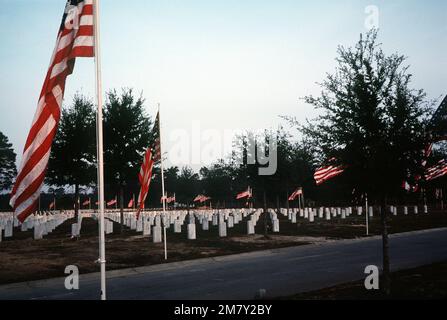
10,0 -> 94,223
136,148 -> 154,219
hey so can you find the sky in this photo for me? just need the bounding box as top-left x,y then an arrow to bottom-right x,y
0,0 -> 446,171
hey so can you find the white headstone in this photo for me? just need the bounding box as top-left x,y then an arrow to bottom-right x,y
131,218 -> 137,230
136,219 -> 143,232
219,222 -> 227,237
187,223 -> 196,240
5,221 -> 13,238
309,211 -> 315,222
174,221 -> 182,233
227,216 -> 234,228
414,206 -> 418,214
212,214 -> 218,226
273,219 -> 279,232
404,206 -> 408,215
202,219 -> 209,231
152,226 -> 162,243
247,220 -> 255,235
34,224 -> 43,240
143,221 -> 151,236
291,212 -> 297,223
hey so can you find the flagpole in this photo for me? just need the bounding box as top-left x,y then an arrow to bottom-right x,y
158,103 -> 168,260
93,0 -> 106,301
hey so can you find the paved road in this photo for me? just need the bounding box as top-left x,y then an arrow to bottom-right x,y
1,228 -> 447,300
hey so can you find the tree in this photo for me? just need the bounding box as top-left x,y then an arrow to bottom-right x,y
299,30 -> 432,294
0,131 -> 17,191
103,88 -> 153,230
47,94 -> 96,216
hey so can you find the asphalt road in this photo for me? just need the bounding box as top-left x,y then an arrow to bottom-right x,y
1,228 -> 447,300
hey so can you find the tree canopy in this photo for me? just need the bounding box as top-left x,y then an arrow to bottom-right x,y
0,131 -> 17,191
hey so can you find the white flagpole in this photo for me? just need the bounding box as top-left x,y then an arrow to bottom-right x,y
93,0 -> 106,301
158,103 -> 168,260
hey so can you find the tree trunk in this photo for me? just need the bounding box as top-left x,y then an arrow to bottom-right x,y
263,190 -> 268,237
74,183 -> 79,220
119,184 -> 124,234
380,195 -> 391,295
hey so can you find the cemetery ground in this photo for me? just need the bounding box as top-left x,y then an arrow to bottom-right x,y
282,260 -> 447,300
0,208 -> 446,285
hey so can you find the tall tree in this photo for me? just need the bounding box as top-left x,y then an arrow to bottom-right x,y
103,88 -> 153,230
0,131 -> 17,191
47,94 -> 96,216
299,30 -> 432,294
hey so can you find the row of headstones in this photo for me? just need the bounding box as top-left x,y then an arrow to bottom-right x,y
0,211 -> 75,241
280,204 -> 430,224
96,208 -> 258,241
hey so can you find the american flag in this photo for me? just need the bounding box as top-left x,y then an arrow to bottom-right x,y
127,197 -> 134,208
10,0 -> 94,223
314,161 -> 345,186
167,193 -> 176,204
426,159 -> 447,181
288,187 -> 303,201
137,148 -> 154,218
82,198 -> 90,206
236,187 -> 252,200
163,193 -> 175,204
49,199 -> 56,210
151,112 -> 161,163
193,194 -> 204,202
107,197 -> 117,207
194,194 -> 210,203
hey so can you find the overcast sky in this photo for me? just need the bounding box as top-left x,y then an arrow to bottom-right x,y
1,0 -> 446,170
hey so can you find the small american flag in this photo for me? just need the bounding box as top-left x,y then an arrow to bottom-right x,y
107,197 -> 117,207
288,187 -> 303,201
10,0 -> 94,222
236,187 -> 252,200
